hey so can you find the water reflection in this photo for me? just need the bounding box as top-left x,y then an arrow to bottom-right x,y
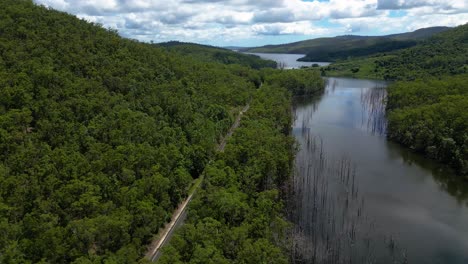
291,135 -> 407,263
360,87 -> 387,135
386,141 -> 468,205
244,52 -> 330,69
291,77 -> 468,264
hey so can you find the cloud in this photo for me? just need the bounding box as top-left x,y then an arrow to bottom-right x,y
252,22 -> 330,35
253,9 -> 296,23
377,0 -> 468,13
377,0 -> 434,10
37,0 -> 69,9
34,0 -> 468,46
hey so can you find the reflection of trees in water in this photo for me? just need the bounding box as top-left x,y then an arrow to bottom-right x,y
360,86 -> 387,135
292,81 -> 327,127
435,173 -> 468,206
329,78 -> 337,94
289,79 -> 468,263
395,143 -> 468,205
288,134 -> 408,264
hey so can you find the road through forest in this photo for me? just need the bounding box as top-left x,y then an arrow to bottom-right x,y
146,102 -> 251,262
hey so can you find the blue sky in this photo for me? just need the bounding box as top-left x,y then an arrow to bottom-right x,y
34,0 -> 467,47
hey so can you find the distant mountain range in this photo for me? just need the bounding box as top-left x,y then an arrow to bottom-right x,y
242,27 -> 451,62
323,24 -> 468,80
222,46 -> 247,51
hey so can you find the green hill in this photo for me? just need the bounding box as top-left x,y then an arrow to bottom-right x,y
0,1 -> 322,263
243,27 -> 451,62
323,24 -> 468,80
158,41 -> 277,69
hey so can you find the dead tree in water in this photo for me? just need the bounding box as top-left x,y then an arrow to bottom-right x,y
278,61 -> 287,70
289,132 -> 406,264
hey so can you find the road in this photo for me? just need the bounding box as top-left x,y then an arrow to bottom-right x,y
146,102 -> 250,262
217,103 -> 250,152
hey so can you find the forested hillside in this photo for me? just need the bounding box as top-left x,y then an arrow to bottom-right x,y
242,27 -> 450,62
324,24 -> 468,80
0,1 -> 300,263
159,41 -> 277,69
299,39 -> 418,62
158,83 -> 295,264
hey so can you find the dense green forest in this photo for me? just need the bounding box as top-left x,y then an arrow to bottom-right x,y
156,70 -> 324,263
242,27 -> 450,61
261,69 -> 324,96
387,75 -> 468,175
158,83 -> 296,264
159,41 -> 277,69
321,24 -> 468,175
0,1 -> 317,263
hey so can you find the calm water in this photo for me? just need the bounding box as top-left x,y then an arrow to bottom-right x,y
291,77 -> 468,264
245,52 -> 330,69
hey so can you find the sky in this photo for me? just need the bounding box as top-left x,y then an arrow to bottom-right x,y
34,0 -> 468,47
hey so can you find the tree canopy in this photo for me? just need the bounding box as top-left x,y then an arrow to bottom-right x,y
158,41 -> 277,70
387,74 -> 468,175
0,1 -> 325,263
158,84 -> 295,264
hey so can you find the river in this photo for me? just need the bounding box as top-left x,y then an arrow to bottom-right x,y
244,52 -> 330,69
291,77 -> 468,264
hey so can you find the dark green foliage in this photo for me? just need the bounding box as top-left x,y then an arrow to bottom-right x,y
371,24 -> 468,80
0,1 -> 326,262
158,84 -> 295,264
0,1 -> 273,262
159,41 -> 277,69
387,74 -> 468,175
262,69 -> 325,96
299,39 -> 418,62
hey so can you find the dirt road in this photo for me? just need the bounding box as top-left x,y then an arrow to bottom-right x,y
146,102 -> 250,262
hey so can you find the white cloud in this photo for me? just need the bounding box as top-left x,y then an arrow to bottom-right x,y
34,0 -> 468,46
252,22 -> 330,35
38,0 -> 69,9
377,0 -> 468,12
404,12 -> 468,30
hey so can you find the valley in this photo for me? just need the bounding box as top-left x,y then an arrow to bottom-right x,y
0,1 -> 466,264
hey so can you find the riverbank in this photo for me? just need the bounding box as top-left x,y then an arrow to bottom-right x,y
321,56 -> 388,80
320,60 -> 468,175
290,77 -> 468,264
386,74 -> 468,176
